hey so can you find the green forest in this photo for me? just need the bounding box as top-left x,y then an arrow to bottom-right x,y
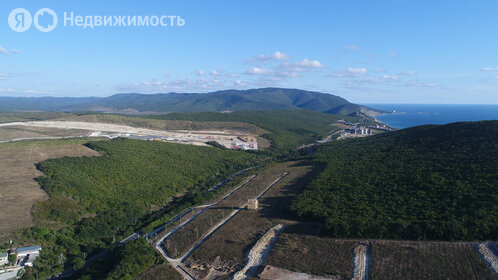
20,138 -> 259,279
291,121 -> 498,241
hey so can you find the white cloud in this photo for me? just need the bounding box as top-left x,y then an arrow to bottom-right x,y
233,80 -> 247,87
329,68 -> 367,78
373,68 -> 385,73
0,46 -> 20,54
346,45 -> 360,51
0,88 -> 16,93
400,70 -> 416,76
293,59 -> 326,69
207,69 -> 238,78
246,67 -> 272,75
481,67 -> 498,72
495,76 -> 498,80
271,51 -> 290,61
277,59 -> 326,77
196,70 -> 205,76
389,51 -> 397,57
116,77 -> 225,93
247,51 -> 290,64
0,88 -> 39,94
404,81 -> 438,88
23,89 -> 40,94
382,74 -> 399,81
210,70 -> 221,76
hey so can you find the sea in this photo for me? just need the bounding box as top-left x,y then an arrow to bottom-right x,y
362,104 -> 498,129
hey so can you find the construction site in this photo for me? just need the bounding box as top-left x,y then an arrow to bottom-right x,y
0,121 -> 259,150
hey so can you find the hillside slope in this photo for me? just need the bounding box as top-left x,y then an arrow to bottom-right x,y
0,88 -> 378,116
290,121 -> 498,241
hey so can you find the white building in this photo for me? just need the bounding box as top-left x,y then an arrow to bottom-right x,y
15,245 -> 41,267
0,252 -> 8,266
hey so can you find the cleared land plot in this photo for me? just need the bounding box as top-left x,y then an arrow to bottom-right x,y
0,126 -> 89,141
370,241 -> 497,280
164,207 -> 234,258
0,140 -> 100,234
264,234 -> 357,279
60,114 -> 269,136
163,165 -> 291,258
185,162 -> 320,278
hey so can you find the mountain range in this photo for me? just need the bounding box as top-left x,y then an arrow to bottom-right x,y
0,88 -> 381,116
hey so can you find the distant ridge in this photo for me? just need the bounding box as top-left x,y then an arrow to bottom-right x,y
0,88 -> 382,116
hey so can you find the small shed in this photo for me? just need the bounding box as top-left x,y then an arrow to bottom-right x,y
248,199 -> 258,210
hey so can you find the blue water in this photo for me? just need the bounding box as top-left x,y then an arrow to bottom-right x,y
363,104 -> 498,129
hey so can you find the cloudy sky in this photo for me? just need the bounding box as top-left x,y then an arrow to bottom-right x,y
2,0 -> 498,104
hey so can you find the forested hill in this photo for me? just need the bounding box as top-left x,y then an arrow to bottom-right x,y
290,121 -> 498,241
0,88 -> 379,116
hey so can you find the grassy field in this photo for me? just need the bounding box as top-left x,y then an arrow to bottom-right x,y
0,140 -> 100,236
265,234 -> 357,279
370,241 -> 497,280
185,161 -> 320,278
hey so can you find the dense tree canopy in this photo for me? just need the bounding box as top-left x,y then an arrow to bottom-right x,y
23,138 -> 259,279
291,121 -> 498,241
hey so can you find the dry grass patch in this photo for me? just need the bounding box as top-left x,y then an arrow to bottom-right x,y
265,234 -> 356,279
0,126 -> 89,141
0,141 -> 100,235
370,240 -> 497,280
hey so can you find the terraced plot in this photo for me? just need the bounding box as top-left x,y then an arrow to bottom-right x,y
184,162 -> 319,279
265,234 -> 357,279
163,164 -> 291,258
370,241 -> 496,280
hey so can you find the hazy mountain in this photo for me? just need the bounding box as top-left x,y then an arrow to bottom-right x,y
0,88 -> 381,116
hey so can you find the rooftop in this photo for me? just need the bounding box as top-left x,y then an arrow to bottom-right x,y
16,245 -> 41,253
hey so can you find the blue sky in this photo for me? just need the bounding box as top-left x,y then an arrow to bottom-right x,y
1,0 -> 498,104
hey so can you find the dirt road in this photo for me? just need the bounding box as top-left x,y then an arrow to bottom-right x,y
233,224 -> 285,280
352,243 -> 369,280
